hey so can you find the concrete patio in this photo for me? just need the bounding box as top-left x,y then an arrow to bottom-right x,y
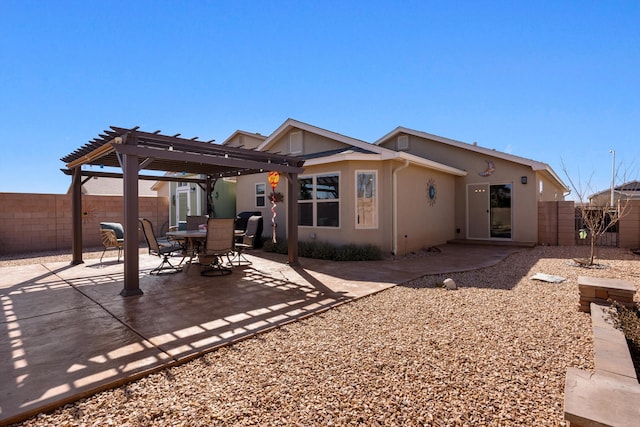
0,244 -> 523,426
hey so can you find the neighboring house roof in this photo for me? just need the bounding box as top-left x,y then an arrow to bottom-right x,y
68,177 -> 158,196
589,180 -> 640,200
258,118 -> 467,177
221,130 -> 267,148
375,126 -> 569,192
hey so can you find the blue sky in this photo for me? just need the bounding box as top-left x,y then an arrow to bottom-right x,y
1,1 -> 638,199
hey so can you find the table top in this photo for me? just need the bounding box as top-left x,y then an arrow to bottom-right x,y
166,230 -> 206,238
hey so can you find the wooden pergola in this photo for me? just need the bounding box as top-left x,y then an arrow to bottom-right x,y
61,126 -> 305,296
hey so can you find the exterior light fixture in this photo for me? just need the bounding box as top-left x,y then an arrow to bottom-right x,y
521,176 -> 527,184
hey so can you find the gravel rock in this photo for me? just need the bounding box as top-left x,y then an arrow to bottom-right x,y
443,278 -> 457,290
11,246 -> 640,426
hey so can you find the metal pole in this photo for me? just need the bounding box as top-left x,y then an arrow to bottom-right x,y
609,149 -> 615,207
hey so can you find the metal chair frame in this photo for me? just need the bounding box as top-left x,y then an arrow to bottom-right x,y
139,218 -> 185,275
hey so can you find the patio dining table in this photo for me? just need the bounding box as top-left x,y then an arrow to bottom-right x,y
166,230 -> 207,267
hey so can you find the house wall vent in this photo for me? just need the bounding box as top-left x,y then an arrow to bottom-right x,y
397,135 -> 409,151
290,131 -> 303,154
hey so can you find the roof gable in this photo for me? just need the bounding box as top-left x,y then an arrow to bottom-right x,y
376,126 -> 568,191
257,118 -> 387,155
257,119 -> 466,176
221,130 -> 267,149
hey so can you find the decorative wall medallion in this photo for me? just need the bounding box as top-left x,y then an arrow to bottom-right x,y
427,178 -> 437,207
478,160 -> 495,177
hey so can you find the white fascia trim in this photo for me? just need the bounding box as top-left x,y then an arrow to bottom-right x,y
301,151 -> 466,177
303,153 -> 383,166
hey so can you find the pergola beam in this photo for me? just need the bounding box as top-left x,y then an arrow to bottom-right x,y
61,169 -> 208,184
113,144 -> 302,175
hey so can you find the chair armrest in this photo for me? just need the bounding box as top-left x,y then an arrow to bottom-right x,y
101,229 -> 119,248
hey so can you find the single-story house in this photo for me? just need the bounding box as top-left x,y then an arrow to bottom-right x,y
150,132 -> 269,229
588,180 -> 640,206
229,118 -> 569,255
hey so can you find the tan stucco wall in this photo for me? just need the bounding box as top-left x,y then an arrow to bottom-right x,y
394,165 -> 456,254
235,159 -> 458,254
235,173 -> 280,239
381,133 -> 561,244
536,172 -> 566,201
453,160 -> 539,243
292,161 -> 392,250
225,133 -> 266,149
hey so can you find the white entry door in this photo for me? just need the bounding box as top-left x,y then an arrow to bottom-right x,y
176,186 -> 191,225
467,183 -> 512,240
467,184 -> 490,239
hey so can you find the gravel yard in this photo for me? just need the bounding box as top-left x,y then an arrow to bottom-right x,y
11,245 -> 640,426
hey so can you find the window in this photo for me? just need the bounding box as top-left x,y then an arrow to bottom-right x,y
297,173 -> 340,227
356,171 -> 377,228
255,183 -> 266,207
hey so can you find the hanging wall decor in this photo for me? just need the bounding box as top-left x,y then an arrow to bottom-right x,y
427,178 -> 437,207
267,171 -> 280,243
478,160 -> 495,177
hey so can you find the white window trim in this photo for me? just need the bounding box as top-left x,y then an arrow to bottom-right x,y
298,172 -> 341,228
355,170 -> 378,229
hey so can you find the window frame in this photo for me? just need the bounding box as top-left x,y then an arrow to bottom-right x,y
355,170 -> 378,229
255,182 -> 266,208
297,172 -> 340,228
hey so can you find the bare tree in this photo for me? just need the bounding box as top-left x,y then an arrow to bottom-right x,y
562,160 -> 630,266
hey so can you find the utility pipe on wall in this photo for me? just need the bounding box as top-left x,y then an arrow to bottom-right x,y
392,159 -> 410,255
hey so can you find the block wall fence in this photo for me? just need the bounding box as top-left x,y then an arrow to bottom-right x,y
538,200 -> 640,249
0,193 -> 170,254
1,194 -> 638,256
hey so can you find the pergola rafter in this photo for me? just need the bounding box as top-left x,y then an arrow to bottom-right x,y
61,126 -> 304,296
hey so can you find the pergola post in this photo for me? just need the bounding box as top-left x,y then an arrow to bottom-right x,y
285,172 -> 299,265
206,176 -> 213,216
70,167 -> 84,265
120,137 -> 143,297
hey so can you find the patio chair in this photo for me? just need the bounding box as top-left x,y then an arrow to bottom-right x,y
231,215 -> 262,266
99,222 -> 124,263
185,215 -> 208,252
199,218 -> 235,276
139,218 -> 185,274
186,215 -> 208,230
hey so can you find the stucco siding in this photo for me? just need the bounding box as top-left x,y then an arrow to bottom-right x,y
382,133 -> 548,244
536,172 -> 566,201
269,129 -> 353,155
395,165 -> 456,254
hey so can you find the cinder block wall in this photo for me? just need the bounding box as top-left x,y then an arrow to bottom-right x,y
0,193 -> 169,254
619,200 -> 640,249
538,201 -> 575,246
538,199 -> 640,249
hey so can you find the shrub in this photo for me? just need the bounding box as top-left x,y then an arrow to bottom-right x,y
262,239 -> 383,261
611,301 -> 640,380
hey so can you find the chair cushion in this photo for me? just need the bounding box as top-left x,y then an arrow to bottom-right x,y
100,222 -> 124,240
